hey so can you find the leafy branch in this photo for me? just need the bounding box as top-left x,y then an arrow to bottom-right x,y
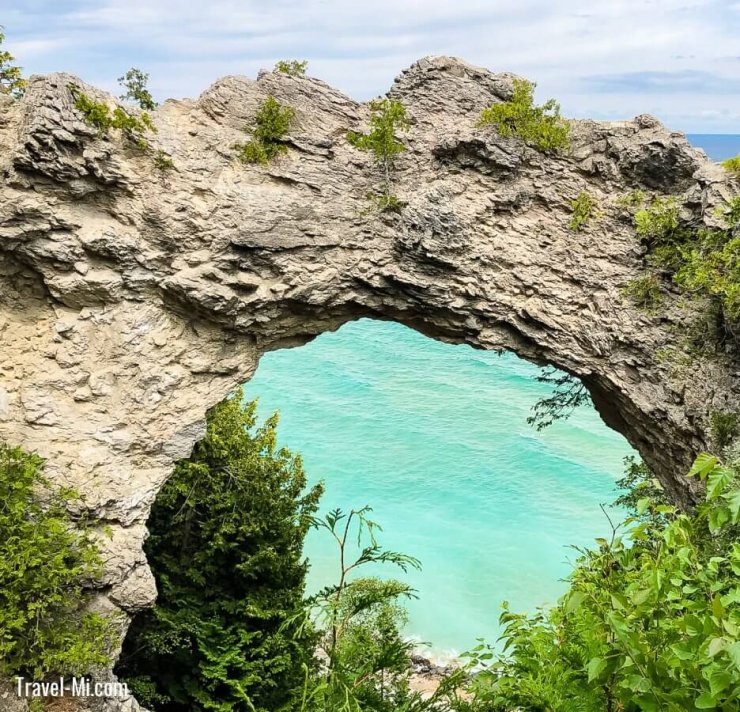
527,367 -> 590,431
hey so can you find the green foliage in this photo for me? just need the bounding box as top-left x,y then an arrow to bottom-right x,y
478,79 -> 569,154
681,234 -> 740,316
237,140 -> 271,164
711,411 -> 740,450
723,155 -> 740,178
634,196 -> 680,245
0,26 -> 26,99
237,95 -> 295,165
632,195 -> 740,346
153,149 -> 174,172
615,189 -> 646,209
622,274 -> 662,311
569,191 -> 595,232
460,453 -> 740,711
612,456 -> 668,530
303,507 -> 452,712
116,390 -> 323,712
722,196 -> 740,228
69,84 -> 155,150
527,367 -> 590,431
675,228 -> 740,334
0,443 -> 113,678
275,60 -> 308,77
118,67 -> 157,111
368,193 -> 407,214
347,98 -> 410,211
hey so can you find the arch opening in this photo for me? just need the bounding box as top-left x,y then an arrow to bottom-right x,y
243,317 -> 636,655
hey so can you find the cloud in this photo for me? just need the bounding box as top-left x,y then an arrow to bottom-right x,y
583,70 -> 740,94
3,0 -> 740,131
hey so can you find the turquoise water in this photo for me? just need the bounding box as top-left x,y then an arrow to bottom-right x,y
245,319 -> 634,657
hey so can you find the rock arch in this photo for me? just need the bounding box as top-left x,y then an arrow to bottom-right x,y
0,56 -> 738,706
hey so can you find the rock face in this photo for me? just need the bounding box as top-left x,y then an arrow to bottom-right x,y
0,56 -> 738,709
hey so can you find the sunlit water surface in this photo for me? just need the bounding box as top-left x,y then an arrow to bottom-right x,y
246,319 -> 634,658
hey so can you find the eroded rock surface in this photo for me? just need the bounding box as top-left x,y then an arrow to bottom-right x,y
1,56 -> 738,710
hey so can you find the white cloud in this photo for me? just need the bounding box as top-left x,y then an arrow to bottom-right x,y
4,0 -> 740,131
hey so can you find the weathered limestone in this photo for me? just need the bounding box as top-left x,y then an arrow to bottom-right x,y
0,56 -> 738,710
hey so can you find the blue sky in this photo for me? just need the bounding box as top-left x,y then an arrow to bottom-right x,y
3,0 -> 740,132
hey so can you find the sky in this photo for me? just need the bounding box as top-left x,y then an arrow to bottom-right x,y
2,0 -> 740,132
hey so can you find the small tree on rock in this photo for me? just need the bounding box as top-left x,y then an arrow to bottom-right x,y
348,98 -> 411,212
0,27 -> 26,99
275,60 -> 308,77
118,68 -> 157,111
478,78 -> 569,154
237,94 -> 296,164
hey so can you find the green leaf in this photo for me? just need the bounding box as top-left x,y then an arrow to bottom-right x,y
565,590 -> 586,615
587,656 -> 607,682
708,666 -> 732,695
707,637 -> 727,657
724,489 -> 740,522
671,641 -> 696,661
695,691 -> 718,708
712,595 -> 725,619
632,588 -> 651,606
707,466 -> 732,499
709,506 -> 731,533
688,453 -> 719,481
726,641 -> 740,671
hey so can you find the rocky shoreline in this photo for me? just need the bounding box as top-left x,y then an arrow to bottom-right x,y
408,654 -> 461,698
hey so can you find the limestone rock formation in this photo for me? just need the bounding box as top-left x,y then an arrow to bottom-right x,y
0,55 -> 738,710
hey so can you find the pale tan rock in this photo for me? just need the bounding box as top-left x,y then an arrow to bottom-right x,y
1,56 -> 738,710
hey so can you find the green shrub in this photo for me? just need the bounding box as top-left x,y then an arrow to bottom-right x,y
0,443 -> 113,678
118,68 -> 157,111
630,194 -> 739,347
622,274 -> 662,310
153,149 -> 174,172
237,95 -> 295,165
723,155 -> 740,178
237,140 -> 270,164
675,229 -> 740,326
478,78 -> 569,153
634,196 -> 680,244
116,391 -> 323,712
721,196 -> 740,228
634,197 -> 687,273
69,84 -> 155,149
569,191 -> 595,231
615,189 -> 646,210
0,26 -> 25,99
612,456 -> 666,522
462,452 -> 740,712
710,411 -> 739,449
275,60 -> 308,77
368,192 -> 407,214
348,98 -> 410,211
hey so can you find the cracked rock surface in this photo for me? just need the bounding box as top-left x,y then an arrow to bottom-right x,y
1,56 -> 738,710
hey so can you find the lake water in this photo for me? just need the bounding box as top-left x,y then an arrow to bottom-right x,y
687,134 -> 740,161
245,135 -> 738,658
246,320 -> 633,657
